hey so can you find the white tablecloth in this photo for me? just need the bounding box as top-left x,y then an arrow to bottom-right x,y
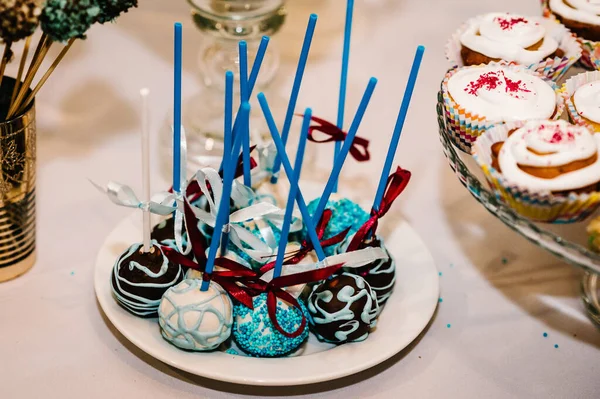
1,1 -> 599,398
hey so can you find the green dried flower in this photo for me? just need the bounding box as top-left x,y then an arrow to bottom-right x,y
0,0 -> 42,42
96,0 -> 137,24
41,0 -> 101,42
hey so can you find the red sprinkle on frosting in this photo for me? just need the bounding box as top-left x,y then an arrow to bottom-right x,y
495,16 -> 529,30
528,123 -> 577,144
464,70 -> 531,98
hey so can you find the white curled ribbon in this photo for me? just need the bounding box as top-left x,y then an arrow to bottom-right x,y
251,142 -> 278,187
170,125 -> 192,255
91,180 -> 178,216
189,167 -> 289,263
260,246 -> 389,298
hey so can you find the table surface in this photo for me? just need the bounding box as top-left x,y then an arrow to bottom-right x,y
1,1 -> 599,398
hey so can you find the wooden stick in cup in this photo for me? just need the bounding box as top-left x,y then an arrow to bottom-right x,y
15,38 -> 75,117
10,36 -> 32,106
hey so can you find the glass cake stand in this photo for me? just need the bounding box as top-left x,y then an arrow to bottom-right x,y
436,91 -> 600,327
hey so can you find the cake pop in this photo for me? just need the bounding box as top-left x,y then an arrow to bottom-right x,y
307,197 -> 369,256
111,241 -> 184,317
151,216 -> 190,253
159,279 -> 233,351
232,292 -> 309,357
0,0 -> 41,43
354,237 -> 395,310
41,0 -> 100,42
97,0 -> 137,24
307,272 -> 378,344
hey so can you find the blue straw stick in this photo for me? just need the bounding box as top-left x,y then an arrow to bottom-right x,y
312,77 -> 378,225
202,103 -> 250,291
239,41 -> 251,186
224,71 -> 234,170
333,0 -> 354,193
173,22 -> 183,193
372,45 -> 424,212
258,93 -> 326,261
248,36 -> 269,93
270,14 -> 318,184
273,109 -> 311,278
220,71 -> 234,255
219,37 -> 270,173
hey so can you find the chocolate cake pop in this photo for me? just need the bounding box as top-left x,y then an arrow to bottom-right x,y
232,293 -> 309,357
0,0 -> 41,42
110,241 -> 183,317
307,272 -> 378,344
96,0 -> 137,24
41,0 -> 100,42
158,279 -> 233,351
354,237 -> 395,312
151,216 -> 190,252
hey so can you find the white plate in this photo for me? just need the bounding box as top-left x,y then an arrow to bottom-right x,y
94,213 -> 439,386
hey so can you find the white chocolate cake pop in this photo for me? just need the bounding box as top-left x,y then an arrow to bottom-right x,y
158,279 -> 233,351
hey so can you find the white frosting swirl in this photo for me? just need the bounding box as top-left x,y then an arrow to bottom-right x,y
549,0 -> 600,26
574,81 -> 600,124
498,120 -> 600,192
460,13 -> 559,64
447,65 -> 556,121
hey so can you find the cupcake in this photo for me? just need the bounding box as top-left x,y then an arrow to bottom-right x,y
446,12 -> 581,81
442,61 -> 563,152
563,71 -> 600,133
473,120 -> 600,223
543,0 -> 600,69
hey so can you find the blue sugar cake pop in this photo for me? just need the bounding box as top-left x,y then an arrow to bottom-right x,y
233,293 -> 309,357
110,241 -> 184,317
307,272 -> 378,344
158,279 -> 233,351
307,198 -> 369,256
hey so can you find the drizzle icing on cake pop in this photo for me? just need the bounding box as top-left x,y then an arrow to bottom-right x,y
460,13 -> 559,64
158,279 -> 233,351
574,81 -> 600,124
110,241 -> 183,317
307,273 -> 378,344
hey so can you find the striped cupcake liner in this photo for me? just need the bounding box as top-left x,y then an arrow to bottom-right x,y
472,121 -> 600,223
561,71 -> 600,133
445,15 -> 581,82
541,0 -> 598,70
589,42 -> 600,70
442,61 -> 564,153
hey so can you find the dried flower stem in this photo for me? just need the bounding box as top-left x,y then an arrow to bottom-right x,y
10,35 -> 32,106
16,38 -> 75,116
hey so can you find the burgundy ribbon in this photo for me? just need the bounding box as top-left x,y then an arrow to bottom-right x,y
164,240 -> 346,337
347,166 -> 412,252
259,209 -> 350,274
161,197 -> 349,338
302,115 -> 370,162
162,246 -> 257,309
